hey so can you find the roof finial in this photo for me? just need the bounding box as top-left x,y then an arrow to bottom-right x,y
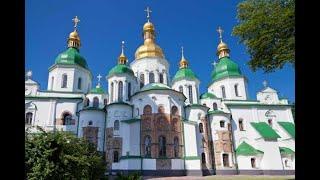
144,7 -> 152,22
121,40 -> 125,55
217,26 -> 223,43
97,74 -> 102,87
118,40 -> 127,64
263,80 -> 268,88
181,46 -> 185,59
72,16 -> 80,31
26,70 -> 32,80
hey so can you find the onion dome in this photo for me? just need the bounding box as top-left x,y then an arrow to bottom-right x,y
108,41 -> 134,77
211,57 -> 242,81
135,7 -> 165,60
200,92 -> 218,99
211,26 -> 242,81
54,16 -> 89,70
172,47 -> 198,83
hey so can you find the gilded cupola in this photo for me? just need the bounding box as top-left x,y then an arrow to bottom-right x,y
216,26 -> 230,59
135,7 -> 165,60
118,41 -> 128,64
179,46 -> 188,69
68,16 -> 81,49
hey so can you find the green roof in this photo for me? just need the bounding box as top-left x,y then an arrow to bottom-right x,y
211,57 -> 242,81
278,122 -> 295,138
108,64 -> 134,77
172,67 -> 198,82
236,141 -> 264,156
208,110 -> 228,115
251,122 -> 281,139
55,47 -> 89,70
140,83 -> 171,91
200,92 -> 218,99
90,86 -> 105,94
279,147 -> 295,155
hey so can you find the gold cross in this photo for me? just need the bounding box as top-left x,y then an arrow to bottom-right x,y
72,16 -> 80,30
181,46 -> 184,58
144,7 -> 152,22
121,40 -> 125,54
217,26 -> 223,42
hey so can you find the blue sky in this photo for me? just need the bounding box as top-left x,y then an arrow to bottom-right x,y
26,0 -> 295,102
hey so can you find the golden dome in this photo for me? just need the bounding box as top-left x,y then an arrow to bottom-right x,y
143,22 -> 155,31
216,41 -> 230,56
135,21 -> 165,60
179,47 -> 188,69
69,31 -> 80,40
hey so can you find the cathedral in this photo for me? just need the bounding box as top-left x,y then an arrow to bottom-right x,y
25,8 -> 295,176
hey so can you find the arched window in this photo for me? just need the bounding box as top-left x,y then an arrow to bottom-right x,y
159,73 -> 163,83
171,106 -> 178,116
213,103 -> 218,110
201,152 -> 206,164
143,105 -> 152,115
188,85 -> 193,104
179,86 -> 183,93
128,82 -> 131,98
251,158 -> 256,168
235,84 -> 239,97
77,77 -> 82,90
285,159 -> 288,167
118,81 -> 123,101
149,72 -> 155,83
113,151 -> 119,163
51,77 -> 54,90
221,86 -> 226,98
136,108 -> 140,116
61,74 -> 68,88
203,103 -> 207,106
104,98 -> 108,105
158,105 -> 165,113
62,112 -> 72,125
268,119 -> 273,127
144,136 -> 152,157
239,119 -> 244,131
199,123 -> 204,133
158,136 -> 166,157
140,74 -> 145,88
114,120 -> 120,130
25,112 -> 33,125
220,120 -> 225,128
110,82 -> 114,103
84,98 -> 90,107
223,153 -> 229,167
174,137 -> 179,158
88,121 -> 93,126
93,97 -> 99,108
228,123 -> 232,131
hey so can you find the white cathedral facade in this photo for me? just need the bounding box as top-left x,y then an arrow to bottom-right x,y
25,12 -> 295,176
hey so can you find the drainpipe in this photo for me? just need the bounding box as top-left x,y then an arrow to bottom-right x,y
76,99 -> 83,137
229,115 -> 239,174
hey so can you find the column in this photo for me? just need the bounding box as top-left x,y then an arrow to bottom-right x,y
123,80 -> 127,102
155,69 -> 160,83
163,71 -> 168,85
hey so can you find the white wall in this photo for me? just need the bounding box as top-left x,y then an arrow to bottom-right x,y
208,77 -> 248,100
172,79 -> 200,104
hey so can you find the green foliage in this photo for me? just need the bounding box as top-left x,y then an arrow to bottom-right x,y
115,172 -> 142,180
25,127 -> 106,180
233,0 -> 295,73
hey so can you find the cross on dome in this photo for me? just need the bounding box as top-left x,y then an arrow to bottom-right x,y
217,26 -> 224,43
263,80 -> 268,88
97,74 -> 102,87
26,70 -> 32,79
121,40 -> 125,54
144,7 -> 152,22
181,46 -> 184,59
72,16 -> 80,30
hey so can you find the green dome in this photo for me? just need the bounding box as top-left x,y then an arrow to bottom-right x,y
55,47 -> 89,70
211,57 -> 242,81
172,67 -> 198,82
200,92 -> 217,99
108,64 -> 134,77
140,83 -> 171,91
90,86 -> 105,94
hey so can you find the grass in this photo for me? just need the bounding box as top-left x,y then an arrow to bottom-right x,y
205,175 -> 295,180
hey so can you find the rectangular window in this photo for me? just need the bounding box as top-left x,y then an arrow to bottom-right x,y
223,154 -> 229,167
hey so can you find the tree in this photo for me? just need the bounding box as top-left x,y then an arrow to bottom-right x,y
232,0 -> 295,73
25,127 -> 106,180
